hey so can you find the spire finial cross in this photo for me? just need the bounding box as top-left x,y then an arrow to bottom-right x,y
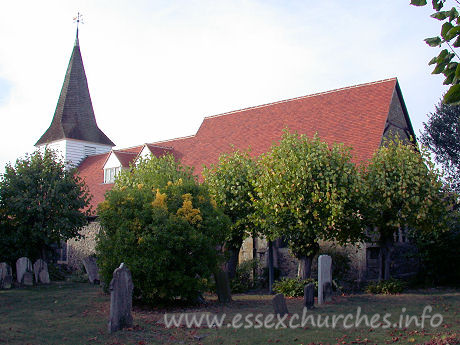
73,12 -> 84,38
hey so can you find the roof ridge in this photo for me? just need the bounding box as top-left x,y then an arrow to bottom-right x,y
114,150 -> 138,155
204,78 -> 398,120
149,134 -> 196,145
146,144 -> 174,150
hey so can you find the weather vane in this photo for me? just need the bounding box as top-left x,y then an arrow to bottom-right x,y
73,12 -> 84,38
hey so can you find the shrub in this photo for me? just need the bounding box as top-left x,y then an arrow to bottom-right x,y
272,277 -> 317,297
96,155 -> 230,305
410,207 -> 460,286
48,263 -> 68,281
365,278 -> 406,294
231,259 -> 260,293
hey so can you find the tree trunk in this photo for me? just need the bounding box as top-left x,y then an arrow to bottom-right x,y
298,255 -> 314,279
379,234 -> 394,281
224,244 -> 241,280
268,240 -> 275,294
252,233 -> 257,284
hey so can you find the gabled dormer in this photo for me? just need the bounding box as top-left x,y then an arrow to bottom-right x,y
35,30 -> 115,167
135,144 -> 174,164
102,150 -> 138,184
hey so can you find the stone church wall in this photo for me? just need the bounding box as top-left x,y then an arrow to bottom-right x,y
67,221 -> 101,270
238,234 -> 417,284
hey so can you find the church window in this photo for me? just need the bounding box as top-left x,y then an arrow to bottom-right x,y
104,167 -> 121,183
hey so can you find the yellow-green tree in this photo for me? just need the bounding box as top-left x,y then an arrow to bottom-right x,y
96,154 -> 229,304
361,138 -> 450,280
253,131 -> 365,279
203,150 -> 259,279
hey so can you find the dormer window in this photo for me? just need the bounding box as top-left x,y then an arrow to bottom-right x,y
104,167 -> 121,184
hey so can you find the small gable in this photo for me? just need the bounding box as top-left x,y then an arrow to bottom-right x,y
381,85 -> 416,143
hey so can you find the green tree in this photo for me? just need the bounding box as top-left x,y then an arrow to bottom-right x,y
253,131 -> 364,279
96,154 -> 230,304
361,138 -> 450,280
203,150 -> 259,279
411,0 -> 460,103
0,149 -> 91,264
421,100 -> 460,192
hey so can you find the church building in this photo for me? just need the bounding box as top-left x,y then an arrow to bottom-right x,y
36,33 -> 418,282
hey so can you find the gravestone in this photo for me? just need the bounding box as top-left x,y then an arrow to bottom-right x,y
303,283 -> 315,309
23,271 -> 34,286
33,259 -> 50,284
272,293 -> 289,316
2,275 -> 13,289
0,263 -> 13,289
82,256 -> 100,284
108,263 -> 134,333
39,269 -> 51,284
318,254 -> 332,305
16,257 -> 32,284
214,269 -> 232,303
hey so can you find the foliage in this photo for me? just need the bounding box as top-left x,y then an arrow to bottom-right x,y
230,259 -> 260,293
410,204 -> 460,285
253,131 -> 365,278
96,154 -> 230,304
203,150 -> 260,278
272,277 -> 317,297
203,150 -> 259,246
361,137 -> 451,280
411,0 -> 460,104
0,149 -> 91,264
48,263 -> 68,281
365,278 -> 406,294
421,100 -> 460,192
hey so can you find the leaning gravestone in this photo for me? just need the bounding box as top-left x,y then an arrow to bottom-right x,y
33,259 -> 50,284
303,283 -> 315,309
108,263 -> 134,334
0,262 -> 13,289
214,269 -> 232,303
16,257 -> 33,284
82,256 -> 100,284
318,254 -> 332,305
272,293 -> 289,316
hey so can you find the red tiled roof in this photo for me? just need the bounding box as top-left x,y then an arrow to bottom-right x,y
77,152 -> 113,215
79,78 -> 406,214
145,144 -> 174,156
113,151 -> 138,168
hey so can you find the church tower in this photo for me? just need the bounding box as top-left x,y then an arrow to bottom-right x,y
35,30 -> 115,167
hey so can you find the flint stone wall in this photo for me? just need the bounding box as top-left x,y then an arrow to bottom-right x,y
67,221 -> 101,270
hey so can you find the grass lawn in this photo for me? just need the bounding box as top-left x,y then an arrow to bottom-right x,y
0,282 -> 458,345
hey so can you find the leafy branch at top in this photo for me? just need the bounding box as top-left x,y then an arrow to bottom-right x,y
411,0 -> 460,103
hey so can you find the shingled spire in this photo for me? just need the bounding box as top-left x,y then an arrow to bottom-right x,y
35,31 -> 115,147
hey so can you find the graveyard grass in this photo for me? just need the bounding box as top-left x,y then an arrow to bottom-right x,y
0,282 -> 459,345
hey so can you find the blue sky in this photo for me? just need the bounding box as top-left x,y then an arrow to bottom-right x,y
0,0 -> 450,170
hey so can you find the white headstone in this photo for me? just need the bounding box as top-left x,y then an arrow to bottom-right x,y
34,259 -> 50,284
318,254 -> 332,305
16,257 -> 32,284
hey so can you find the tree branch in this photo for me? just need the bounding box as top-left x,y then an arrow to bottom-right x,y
446,41 -> 460,60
